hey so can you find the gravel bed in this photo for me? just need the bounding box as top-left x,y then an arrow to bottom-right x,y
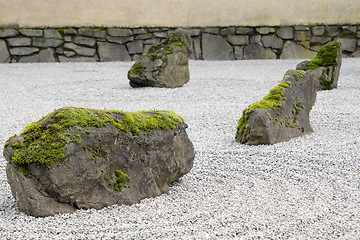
0,59 -> 359,239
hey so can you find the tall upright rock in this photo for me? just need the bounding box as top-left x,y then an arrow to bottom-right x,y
296,41 -> 342,90
128,28 -> 192,88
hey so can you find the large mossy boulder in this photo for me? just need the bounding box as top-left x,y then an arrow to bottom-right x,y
236,70 -> 317,145
128,28 -> 192,88
296,41 -> 342,90
4,107 -> 194,217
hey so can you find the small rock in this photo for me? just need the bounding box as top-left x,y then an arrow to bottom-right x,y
44,29 -> 62,39
19,29 -> 43,37
108,28 -> 133,37
97,42 -> 131,62
277,27 -> 294,40
280,41 -> 316,59
10,47 -> 39,56
64,43 -> 96,57
0,29 -> 18,38
6,38 -> 31,47
311,26 -> 325,36
0,40 -> 10,62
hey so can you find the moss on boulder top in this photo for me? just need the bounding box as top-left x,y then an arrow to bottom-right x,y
6,107 -> 185,168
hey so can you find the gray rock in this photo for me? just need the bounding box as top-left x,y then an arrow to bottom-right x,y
250,35 -> 262,44
0,29 -> 18,38
220,27 -> 236,36
78,28 -> 106,38
44,29 -> 62,39
191,37 -> 202,60
64,36 -> 72,42
277,27 -> 294,40
59,56 -> 97,62
64,51 -> 76,57
127,40 -> 144,54
262,35 -> 283,49
108,28 -> 133,37
32,38 -> 63,48
19,29 -> 43,37
203,27 -> 219,34
97,42 -> 131,62
352,49 -> 360,57
310,36 -> 331,45
133,28 -> 148,34
202,33 -> 234,60
18,55 -> 39,63
128,29 -> 192,88
256,27 -> 275,34
294,26 -> 309,31
6,38 -> 31,47
10,47 -> 39,56
236,27 -> 254,35
325,26 -> 340,37
226,35 -> 249,45
73,37 -> 97,47
294,31 -> 311,41
63,28 -> 77,35
64,43 -> 96,57
135,33 -> 153,40
296,41 -> 342,90
244,44 -> 276,59
234,46 -> 243,60
280,41 -> 316,59
236,70 -> 317,145
153,32 -> 168,38
106,36 -> 134,44
187,29 -> 201,36
4,107 -> 194,217
131,54 -> 142,61
334,38 -> 356,52
311,26 -> 325,36
144,38 -> 161,45
17,48 -> 55,63
0,40 -> 10,63
342,25 -> 356,34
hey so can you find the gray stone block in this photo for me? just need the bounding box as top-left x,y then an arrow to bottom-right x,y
220,27 -> 236,36
10,47 -> 39,56
108,28 -> 133,37
64,51 -> 76,57
244,44 -> 276,59
133,28 -> 148,34
202,33 -> 234,60
256,27 -> 275,34
310,36 -> 331,45
294,31 -> 311,41
106,36 -> 134,44
311,26 -> 325,36
39,48 -> 56,62
127,40 -> 144,54
64,43 -> 96,57
277,27 -> 294,40
153,31 -> 168,38
64,36 -> 72,42
236,27 -> 254,35
63,28 -> 77,35
97,42 -> 131,62
335,38 -> 357,52
226,35 -> 249,45
18,55 -> 39,63
203,27 -> 219,34
191,37 -> 202,60
342,25 -> 357,34
78,28 -> 106,38
234,46 -> 243,60
325,26 -> 340,37
144,38 -> 161,45
73,37 -> 96,47
187,29 -> 201,36
0,40 -> 10,63
44,29 -> 62,39
262,35 -> 283,49
33,38 -> 63,48
250,35 -> 262,44
135,33 -> 153,40
294,26 -> 309,31
19,29 -> 43,37
6,38 -> 31,47
0,29 -> 18,38
59,56 -> 97,62
280,41 -> 316,59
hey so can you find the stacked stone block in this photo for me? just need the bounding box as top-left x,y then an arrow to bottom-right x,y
0,25 -> 359,63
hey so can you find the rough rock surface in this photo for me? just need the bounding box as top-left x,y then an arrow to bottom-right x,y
280,41 -> 316,59
128,29 -> 192,88
4,107 -> 194,217
236,70 -> 317,145
202,33 -> 234,60
296,41 -> 342,90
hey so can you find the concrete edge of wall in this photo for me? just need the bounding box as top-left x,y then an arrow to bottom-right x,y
0,25 -> 359,63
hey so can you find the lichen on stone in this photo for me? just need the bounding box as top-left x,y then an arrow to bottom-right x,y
7,107 -> 185,168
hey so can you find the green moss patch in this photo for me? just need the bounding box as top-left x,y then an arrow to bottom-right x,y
304,41 -> 341,70
113,170 -> 130,192
8,107 -> 184,168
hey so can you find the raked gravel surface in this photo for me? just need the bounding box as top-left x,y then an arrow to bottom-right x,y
0,59 -> 359,239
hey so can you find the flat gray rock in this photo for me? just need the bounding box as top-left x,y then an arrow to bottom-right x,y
0,40 -> 10,63
202,33 -> 234,60
97,42 -> 131,62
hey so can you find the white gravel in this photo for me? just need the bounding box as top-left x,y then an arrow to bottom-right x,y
0,59 -> 359,239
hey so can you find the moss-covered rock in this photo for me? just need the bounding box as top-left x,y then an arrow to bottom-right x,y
4,107 -> 194,217
236,70 -> 317,145
296,41 -> 342,90
128,28 -> 192,88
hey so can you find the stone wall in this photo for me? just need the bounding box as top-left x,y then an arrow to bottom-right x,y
1,25 -> 359,63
